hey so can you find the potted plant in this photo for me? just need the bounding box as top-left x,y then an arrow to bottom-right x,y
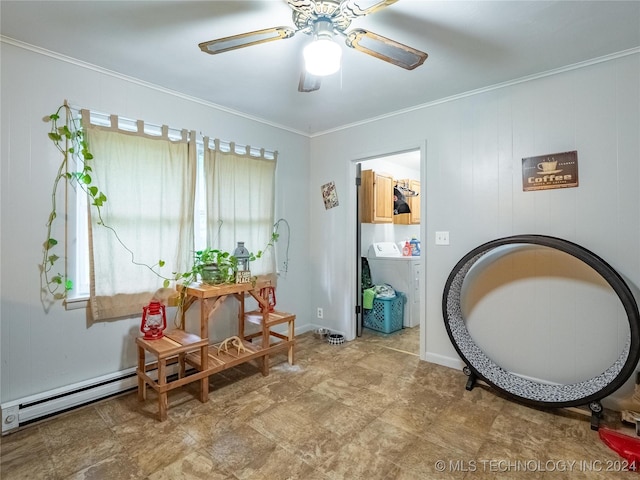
195,248 -> 237,285
174,230 -> 281,288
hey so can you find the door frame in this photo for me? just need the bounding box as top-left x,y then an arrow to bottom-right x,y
348,142 -> 428,359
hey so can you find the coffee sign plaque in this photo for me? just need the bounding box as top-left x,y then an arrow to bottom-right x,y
522,150 -> 579,192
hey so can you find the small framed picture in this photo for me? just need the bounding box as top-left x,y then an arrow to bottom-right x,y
321,181 -> 339,209
522,150 -> 579,192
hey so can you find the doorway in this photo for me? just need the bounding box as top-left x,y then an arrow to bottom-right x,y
354,148 -> 424,357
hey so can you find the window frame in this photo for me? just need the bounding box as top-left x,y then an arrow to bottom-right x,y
64,109 -> 276,310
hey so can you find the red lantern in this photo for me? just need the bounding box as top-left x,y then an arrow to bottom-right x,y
259,286 -> 276,313
141,301 -> 167,340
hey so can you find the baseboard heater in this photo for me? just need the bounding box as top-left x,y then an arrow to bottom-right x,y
1,364 -> 179,435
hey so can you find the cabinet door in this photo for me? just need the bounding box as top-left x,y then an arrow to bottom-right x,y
409,180 -> 420,224
373,172 -> 393,223
361,170 -> 393,223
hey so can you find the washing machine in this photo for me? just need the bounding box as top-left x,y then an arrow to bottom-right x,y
367,242 -> 421,328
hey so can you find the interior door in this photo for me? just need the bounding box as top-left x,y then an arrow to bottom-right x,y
355,163 -> 363,336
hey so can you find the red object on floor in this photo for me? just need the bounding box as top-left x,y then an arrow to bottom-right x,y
599,427 -> 640,471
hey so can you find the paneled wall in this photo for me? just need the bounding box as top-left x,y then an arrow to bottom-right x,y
2,40 -> 639,411
309,52 -> 640,407
0,43 -> 311,403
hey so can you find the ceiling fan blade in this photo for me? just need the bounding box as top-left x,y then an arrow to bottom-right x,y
340,0 -> 398,18
298,70 -> 321,92
345,28 -> 427,70
287,0 -> 316,15
199,26 -> 295,55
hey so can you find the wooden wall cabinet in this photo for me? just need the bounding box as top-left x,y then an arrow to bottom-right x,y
393,179 -> 421,225
361,170 -> 394,223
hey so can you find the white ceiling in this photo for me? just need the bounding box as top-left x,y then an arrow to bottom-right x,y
2,1 -> 639,136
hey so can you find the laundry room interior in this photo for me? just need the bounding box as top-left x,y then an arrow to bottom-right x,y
360,150 -> 422,354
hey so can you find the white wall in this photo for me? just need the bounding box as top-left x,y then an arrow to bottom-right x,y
309,52 -> 640,407
2,40 -> 639,412
0,43 -> 311,403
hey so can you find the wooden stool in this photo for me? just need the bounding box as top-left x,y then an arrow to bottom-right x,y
136,329 -> 209,421
244,310 -> 296,371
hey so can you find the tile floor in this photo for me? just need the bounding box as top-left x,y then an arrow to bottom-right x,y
1,327 -> 637,479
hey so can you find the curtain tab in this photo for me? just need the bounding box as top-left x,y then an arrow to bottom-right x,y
81,109 -> 90,126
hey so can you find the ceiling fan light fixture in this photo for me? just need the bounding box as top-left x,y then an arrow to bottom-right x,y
303,18 -> 342,76
304,37 -> 342,76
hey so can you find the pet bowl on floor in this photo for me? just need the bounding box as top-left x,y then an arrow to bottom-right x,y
327,333 -> 345,345
314,328 -> 330,340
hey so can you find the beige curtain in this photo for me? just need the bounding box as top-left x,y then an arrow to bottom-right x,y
84,111 -> 196,320
203,138 -> 276,276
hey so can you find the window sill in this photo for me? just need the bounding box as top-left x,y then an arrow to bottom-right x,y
65,296 -> 89,311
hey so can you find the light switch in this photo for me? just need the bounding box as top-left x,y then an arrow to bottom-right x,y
435,231 -> 450,245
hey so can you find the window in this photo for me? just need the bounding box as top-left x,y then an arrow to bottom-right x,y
66,108 -> 276,320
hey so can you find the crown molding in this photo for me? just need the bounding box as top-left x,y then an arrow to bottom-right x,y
310,47 -> 640,138
0,35 -> 310,138
3,35 -> 637,140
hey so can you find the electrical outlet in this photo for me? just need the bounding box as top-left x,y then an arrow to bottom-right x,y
317,307 -> 323,319
435,231 -> 450,245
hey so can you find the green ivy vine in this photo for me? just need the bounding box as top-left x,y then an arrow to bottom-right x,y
41,103 -> 105,300
42,103 -> 169,302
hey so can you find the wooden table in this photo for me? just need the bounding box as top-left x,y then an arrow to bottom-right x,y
137,276 -> 295,420
177,276 -> 274,343
178,276 -> 296,396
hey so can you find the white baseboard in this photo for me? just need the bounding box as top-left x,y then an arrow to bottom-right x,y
603,392 -> 637,412
0,364 -> 180,435
1,326 -> 315,435
423,351 -> 629,415
3,335 -> 624,436
424,351 -> 465,370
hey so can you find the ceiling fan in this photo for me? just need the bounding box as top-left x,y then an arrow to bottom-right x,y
198,0 -> 428,92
